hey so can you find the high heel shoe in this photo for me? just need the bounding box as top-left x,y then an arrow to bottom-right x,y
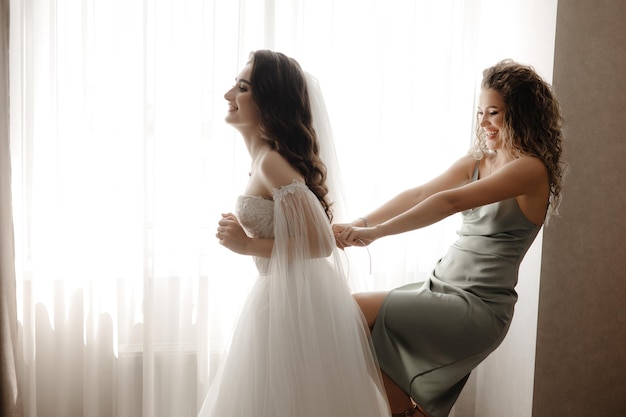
392,404 -> 418,417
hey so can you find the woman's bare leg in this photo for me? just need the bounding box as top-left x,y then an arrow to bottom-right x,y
353,292 -> 430,417
353,291 -> 388,328
381,371 -> 414,414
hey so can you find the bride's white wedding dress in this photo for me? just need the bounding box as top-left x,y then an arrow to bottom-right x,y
198,181 -> 390,417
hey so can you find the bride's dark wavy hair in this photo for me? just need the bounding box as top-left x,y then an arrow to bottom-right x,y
470,59 -> 566,217
248,50 -> 332,221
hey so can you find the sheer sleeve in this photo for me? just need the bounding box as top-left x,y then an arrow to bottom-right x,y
272,181 -> 335,261
268,181 -> 348,302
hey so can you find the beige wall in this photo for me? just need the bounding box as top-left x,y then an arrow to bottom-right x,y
534,1 -> 626,416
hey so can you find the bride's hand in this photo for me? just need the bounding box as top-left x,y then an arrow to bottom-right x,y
216,213 -> 250,254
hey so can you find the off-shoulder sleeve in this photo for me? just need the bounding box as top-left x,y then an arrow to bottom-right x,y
271,181 -> 335,268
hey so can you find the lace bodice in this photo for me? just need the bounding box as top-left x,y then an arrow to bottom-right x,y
236,195 -> 274,273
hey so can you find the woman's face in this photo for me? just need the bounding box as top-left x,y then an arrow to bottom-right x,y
223,62 -> 260,132
477,88 -> 506,151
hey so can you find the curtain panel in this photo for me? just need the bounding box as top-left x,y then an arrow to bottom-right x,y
1,0 -> 24,415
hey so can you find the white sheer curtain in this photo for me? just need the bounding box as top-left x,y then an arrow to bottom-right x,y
10,2 -> 251,416
7,1 -> 556,417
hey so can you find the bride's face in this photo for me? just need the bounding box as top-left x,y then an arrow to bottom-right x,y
224,63 -> 261,131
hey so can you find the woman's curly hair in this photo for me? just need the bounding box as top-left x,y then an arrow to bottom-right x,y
470,59 -> 566,217
248,50 -> 332,221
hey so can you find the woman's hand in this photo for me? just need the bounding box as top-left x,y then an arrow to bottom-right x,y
334,224 -> 379,248
216,213 -> 250,255
332,223 -> 349,249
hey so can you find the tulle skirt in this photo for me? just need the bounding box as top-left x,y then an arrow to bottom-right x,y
198,258 -> 390,417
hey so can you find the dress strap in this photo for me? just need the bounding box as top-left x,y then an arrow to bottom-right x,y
471,160 -> 481,181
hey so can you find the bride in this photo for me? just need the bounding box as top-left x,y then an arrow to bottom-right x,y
198,49 -> 390,417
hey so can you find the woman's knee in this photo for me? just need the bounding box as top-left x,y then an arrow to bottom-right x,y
353,291 -> 388,328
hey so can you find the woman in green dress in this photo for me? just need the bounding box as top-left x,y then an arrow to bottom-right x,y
334,59 -> 565,417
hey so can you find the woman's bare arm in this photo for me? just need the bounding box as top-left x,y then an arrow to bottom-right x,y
338,156 -> 548,245
354,155 -> 477,227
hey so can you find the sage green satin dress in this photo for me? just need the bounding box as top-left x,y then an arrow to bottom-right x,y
371,164 -> 541,417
